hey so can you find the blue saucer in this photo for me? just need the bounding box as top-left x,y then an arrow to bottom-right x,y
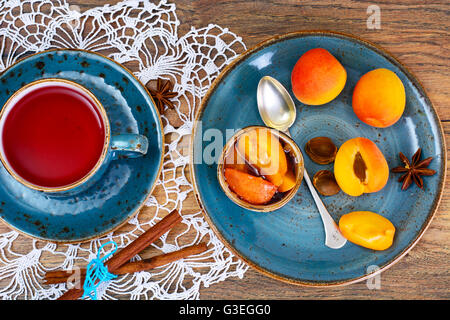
191,31 -> 446,285
0,49 -> 164,242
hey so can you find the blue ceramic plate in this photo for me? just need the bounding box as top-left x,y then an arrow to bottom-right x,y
191,31 -> 446,285
0,49 -> 164,242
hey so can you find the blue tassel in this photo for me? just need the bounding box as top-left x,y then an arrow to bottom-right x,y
82,241 -> 118,300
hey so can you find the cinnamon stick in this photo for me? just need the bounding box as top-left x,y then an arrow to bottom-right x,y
57,209 -> 182,300
45,243 -> 207,284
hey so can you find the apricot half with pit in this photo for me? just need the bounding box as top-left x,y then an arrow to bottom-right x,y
334,137 -> 389,196
353,68 -> 405,128
291,48 -> 347,105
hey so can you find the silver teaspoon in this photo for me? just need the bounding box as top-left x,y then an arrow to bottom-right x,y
257,75 -> 347,249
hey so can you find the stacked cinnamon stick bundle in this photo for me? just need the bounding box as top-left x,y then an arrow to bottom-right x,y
46,210 -> 207,300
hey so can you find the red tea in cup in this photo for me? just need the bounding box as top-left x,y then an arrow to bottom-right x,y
0,79 -> 107,189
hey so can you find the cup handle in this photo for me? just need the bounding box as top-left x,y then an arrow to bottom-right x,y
111,134 -> 148,160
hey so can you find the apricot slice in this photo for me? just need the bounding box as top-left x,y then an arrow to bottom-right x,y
305,136 -> 337,164
334,137 -> 389,196
312,170 -> 340,196
291,48 -> 347,105
278,170 -> 296,192
237,128 -> 287,186
224,168 -> 277,205
224,145 -> 247,172
353,68 -> 405,128
339,211 -> 395,250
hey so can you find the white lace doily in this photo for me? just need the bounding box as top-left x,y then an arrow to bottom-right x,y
0,0 -> 248,300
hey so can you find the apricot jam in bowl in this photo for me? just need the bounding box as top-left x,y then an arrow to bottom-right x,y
217,126 -> 304,212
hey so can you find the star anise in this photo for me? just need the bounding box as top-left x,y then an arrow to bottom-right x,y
147,78 -> 177,113
391,148 -> 436,190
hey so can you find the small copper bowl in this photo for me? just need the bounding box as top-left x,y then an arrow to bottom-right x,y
217,126 -> 304,212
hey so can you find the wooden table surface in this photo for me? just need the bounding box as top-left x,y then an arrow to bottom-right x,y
0,0 -> 448,299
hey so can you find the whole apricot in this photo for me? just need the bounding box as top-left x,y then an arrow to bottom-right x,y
353,68 -> 405,128
334,137 -> 389,196
339,211 -> 395,251
291,48 -> 347,105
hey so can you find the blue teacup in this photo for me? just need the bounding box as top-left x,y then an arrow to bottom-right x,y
0,78 -> 148,195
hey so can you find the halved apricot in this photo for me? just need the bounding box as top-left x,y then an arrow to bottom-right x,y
339,211 -> 395,250
224,168 -> 278,205
334,137 -> 389,196
237,128 -> 287,186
